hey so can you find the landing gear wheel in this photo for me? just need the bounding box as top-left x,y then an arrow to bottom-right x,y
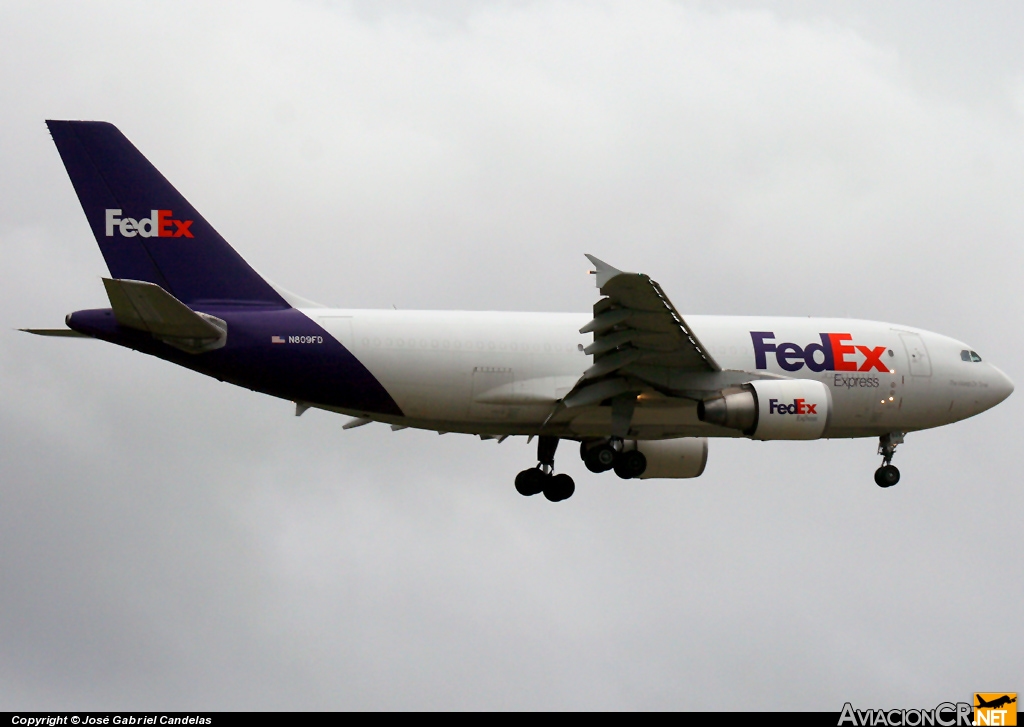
515,468 -> 547,496
544,473 -> 575,502
582,443 -> 616,473
613,450 -> 648,479
875,433 -> 904,489
874,465 -> 900,488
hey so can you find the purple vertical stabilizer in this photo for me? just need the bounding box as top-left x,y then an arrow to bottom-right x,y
47,120 -> 288,308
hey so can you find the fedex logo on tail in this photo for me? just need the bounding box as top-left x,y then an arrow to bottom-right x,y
751,331 -> 889,373
105,209 -> 193,238
769,398 -> 817,415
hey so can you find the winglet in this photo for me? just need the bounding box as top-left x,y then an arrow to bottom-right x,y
585,254 -> 625,288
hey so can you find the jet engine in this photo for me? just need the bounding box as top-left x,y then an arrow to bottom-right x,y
697,379 -> 832,440
630,437 -> 708,479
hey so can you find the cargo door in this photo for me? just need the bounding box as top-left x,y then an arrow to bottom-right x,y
899,332 -> 931,377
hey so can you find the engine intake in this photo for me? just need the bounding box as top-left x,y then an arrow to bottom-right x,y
698,379 -> 832,440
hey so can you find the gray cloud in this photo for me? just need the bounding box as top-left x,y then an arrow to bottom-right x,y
1,0 -> 1021,709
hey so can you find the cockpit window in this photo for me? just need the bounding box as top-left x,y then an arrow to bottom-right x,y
970,351 -> 983,362
961,349 -> 983,362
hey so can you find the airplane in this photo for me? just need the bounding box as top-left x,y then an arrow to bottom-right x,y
975,695 -> 1017,710
23,120 -> 1014,502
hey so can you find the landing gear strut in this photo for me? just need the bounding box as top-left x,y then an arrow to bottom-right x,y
874,432 -> 904,488
580,439 -> 647,479
515,436 -> 575,502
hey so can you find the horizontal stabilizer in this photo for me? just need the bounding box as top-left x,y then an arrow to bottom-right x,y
19,328 -> 89,337
102,278 -> 227,354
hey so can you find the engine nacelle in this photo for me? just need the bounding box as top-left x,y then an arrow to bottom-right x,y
629,437 -> 708,479
697,379 -> 832,440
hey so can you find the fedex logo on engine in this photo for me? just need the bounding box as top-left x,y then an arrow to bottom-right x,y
105,209 -> 193,238
751,331 -> 889,373
769,398 -> 817,415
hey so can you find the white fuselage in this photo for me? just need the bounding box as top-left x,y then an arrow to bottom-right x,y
310,310 -> 1013,440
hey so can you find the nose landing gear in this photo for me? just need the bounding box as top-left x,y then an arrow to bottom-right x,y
515,436 -> 576,502
874,432 -> 904,488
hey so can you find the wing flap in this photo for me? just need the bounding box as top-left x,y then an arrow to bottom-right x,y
583,348 -> 644,379
579,308 -> 633,335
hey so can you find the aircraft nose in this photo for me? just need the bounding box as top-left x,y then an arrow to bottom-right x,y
990,366 -> 1014,405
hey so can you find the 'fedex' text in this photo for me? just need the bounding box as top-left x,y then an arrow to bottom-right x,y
769,398 -> 817,415
105,209 -> 193,238
751,332 -> 888,373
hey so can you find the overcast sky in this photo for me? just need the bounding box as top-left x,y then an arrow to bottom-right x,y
1,0 -> 1022,710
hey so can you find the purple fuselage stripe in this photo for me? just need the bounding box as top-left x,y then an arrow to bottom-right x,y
68,307 -> 403,416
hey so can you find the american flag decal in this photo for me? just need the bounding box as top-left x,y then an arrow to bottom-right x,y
271,335 -> 286,344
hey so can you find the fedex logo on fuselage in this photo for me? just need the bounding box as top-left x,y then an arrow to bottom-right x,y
751,331 -> 888,373
769,398 -> 817,415
105,209 -> 193,238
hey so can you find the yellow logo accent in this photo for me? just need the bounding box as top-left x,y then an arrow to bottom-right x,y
974,694 -> 1017,726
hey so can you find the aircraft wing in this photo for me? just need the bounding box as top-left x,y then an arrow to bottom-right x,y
563,256 -> 719,409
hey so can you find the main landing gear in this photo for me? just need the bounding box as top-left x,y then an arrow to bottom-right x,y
580,439 -> 647,479
515,436 -> 575,502
874,432 -> 905,488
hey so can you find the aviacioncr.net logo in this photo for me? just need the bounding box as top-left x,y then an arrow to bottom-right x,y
974,694 -> 1017,726
839,702 -> 973,726
105,209 -> 193,238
